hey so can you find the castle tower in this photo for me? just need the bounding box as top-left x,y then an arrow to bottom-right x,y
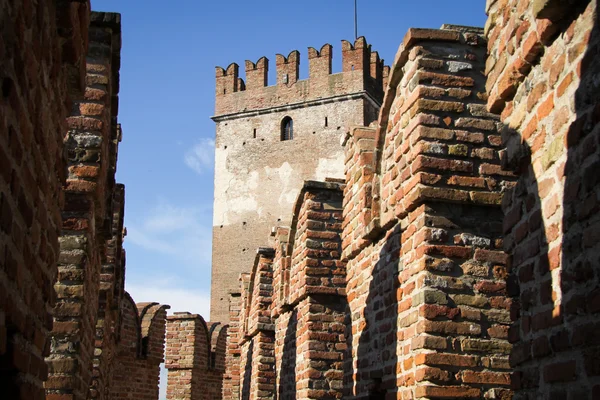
210,37 -> 388,322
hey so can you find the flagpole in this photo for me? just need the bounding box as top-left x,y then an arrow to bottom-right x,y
354,0 -> 358,39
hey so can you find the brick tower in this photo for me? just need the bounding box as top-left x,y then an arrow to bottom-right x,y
210,37 -> 388,322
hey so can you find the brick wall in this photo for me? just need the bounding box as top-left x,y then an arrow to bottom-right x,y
111,297 -> 169,399
46,12 -> 123,400
222,294 -> 242,399
90,184 -> 125,399
165,313 -> 228,400
0,3 -> 167,400
0,1 -> 90,399
342,26 -> 515,398
239,249 -> 276,399
224,181 -> 347,400
486,0 -> 600,397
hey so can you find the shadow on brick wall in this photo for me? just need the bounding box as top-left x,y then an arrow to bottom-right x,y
557,3 -> 600,393
241,340 -> 253,400
278,310 -> 297,400
354,225 -> 402,399
505,2 -> 600,396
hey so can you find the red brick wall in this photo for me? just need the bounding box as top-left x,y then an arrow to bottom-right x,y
486,0 -> 600,397
232,181 -> 347,400
342,26 -> 514,399
0,1 -> 89,399
239,249 -> 276,400
222,294 -> 242,399
165,313 -> 227,400
111,297 -> 169,400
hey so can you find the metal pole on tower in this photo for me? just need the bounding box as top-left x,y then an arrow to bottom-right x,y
354,0 -> 358,39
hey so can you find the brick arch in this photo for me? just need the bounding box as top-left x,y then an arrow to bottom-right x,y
117,293 -> 143,358
209,323 -> 228,371
192,313 -> 212,370
139,303 -> 170,363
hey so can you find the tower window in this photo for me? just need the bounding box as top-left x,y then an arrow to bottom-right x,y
281,117 -> 293,141
325,117 -> 328,127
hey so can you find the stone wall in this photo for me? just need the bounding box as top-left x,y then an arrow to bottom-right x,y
486,0 -> 600,397
0,1 -> 90,399
210,38 -> 387,323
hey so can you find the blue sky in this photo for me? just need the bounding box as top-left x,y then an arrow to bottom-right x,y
94,0 -> 487,320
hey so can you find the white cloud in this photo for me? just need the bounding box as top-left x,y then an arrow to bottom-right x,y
184,138 -> 215,174
126,283 -> 210,317
125,202 -> 213,265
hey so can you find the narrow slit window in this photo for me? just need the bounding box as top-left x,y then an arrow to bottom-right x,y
281,117 -> 293,141
253,128 -> 257,138
325,117 -> 328,127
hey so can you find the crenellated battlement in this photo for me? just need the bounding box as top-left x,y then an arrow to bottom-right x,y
214,37 -> 388,117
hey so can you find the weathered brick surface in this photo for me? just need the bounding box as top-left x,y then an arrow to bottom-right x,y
486,0 -> 600,398
238,249 -> 276,400
46,13 -> 123,400
89,184 -> 126,399
0,1 -> 90,398
222,294 -> 242,399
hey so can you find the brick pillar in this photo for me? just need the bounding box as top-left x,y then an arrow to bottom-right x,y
165,313 -> 210,400
222,293 -> 242,400
275,181 -> 347,399
239,248 -> 276,399
89,183 -> 125,399
343,26 -> 514,398
46,12 -> 121,400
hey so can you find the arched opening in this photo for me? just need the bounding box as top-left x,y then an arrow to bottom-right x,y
281,117 -> 293,141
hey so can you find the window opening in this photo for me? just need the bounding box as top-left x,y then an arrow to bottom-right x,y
253,128 -> 257,138
325,117 -> 328,127
281,117 -> 293,141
